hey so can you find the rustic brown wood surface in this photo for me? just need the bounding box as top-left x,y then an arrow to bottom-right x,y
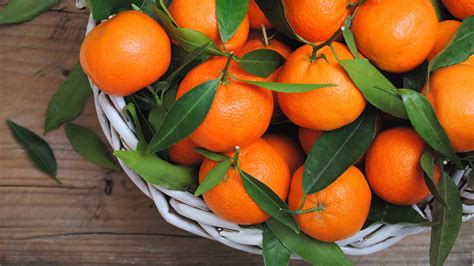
0,0 -> 472,265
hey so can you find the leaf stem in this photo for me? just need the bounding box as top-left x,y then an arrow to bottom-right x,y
286,203 -> 325,214
221,52 -> 234,85
232,145 -> 241,168
309,30 -> 343,63
261,24 -> 270,47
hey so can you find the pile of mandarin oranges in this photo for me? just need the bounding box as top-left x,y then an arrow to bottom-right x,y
80,0 -> 473,249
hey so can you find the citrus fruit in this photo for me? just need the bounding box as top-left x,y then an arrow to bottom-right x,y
288,165 -> 371,242
80,10 -> 171,96
168,137 -> 203,166
277,42 -> 366,131
352,0 -> 438,73
283,0 -> 349,42
298,127 -> 322,155
199,139 -> 291,224
176,57 -> 273,152
365,127 -> 440,205
169,0 -> 249,51
424,63 -> 474,152
248,0 -> 272,30
427,20 -> 461,61
263,133 -> 305,173
442,0 -> 474,19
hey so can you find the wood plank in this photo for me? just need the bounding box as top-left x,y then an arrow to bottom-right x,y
0,1 -> 472,265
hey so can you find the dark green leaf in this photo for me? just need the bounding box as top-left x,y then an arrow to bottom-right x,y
148,105 -> 167,132
399,89 -> 462,169
7,120 -> 58,182
216,0 -> 249,44
194,148 -> 229,161
86,0 -> 149,20
430,172 -> 463,266
113,149 -> 197,190
263,225 -> 291,266
165,43 -> 212,85
255,0 -> 297,39
340,58 -> 408,119
45,63 -> 92,133
124,103 -> 146,142
266,219 -> 351,266
342,17 -> 359,58
147,79 -> 220,153
236,78 -> 334,93
0,0 -> 58,24
367,196 -> 431,226
194,159 -> 231,196
65,123 -> 119,171
429,16 -> 474,72
420,148 -> 447,207
303,108 -> 377,194
236,49 -> 286,78
240,171 -> 299,233
403,61 -> 428,92
430,0 -> 452,20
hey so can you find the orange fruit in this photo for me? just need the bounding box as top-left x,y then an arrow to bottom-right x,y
176,57 -> 273,152
263,133 -> 305,173
248,0 -> 272,30
283,0 -> 349,42
427,20 -> 461,61
169,0 -> 249,51
277,42 -> 366,131
80,10 -> 171,96
352,0 -> 438,73
298,127 -> 322,155
442,0 -> 474,19
365,127 -> 440,205
199,139 -> 291,224
288,166 -> 371,242
424,64 -> 474,152
168,137 -> 203,166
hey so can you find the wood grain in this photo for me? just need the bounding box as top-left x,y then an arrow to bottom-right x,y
0,0 -> 472,265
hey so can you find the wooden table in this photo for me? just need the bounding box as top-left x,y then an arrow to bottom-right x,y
0,1 -> 472,264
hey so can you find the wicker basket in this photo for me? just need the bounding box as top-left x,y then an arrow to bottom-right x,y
81,7 -> 474,258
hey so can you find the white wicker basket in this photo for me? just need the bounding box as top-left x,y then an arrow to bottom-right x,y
81,8 -> 474,258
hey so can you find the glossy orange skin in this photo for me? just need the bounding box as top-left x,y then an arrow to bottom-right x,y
248,0 -> 272,30
365,127 -> 440,205
169,0 -> 249,51
424,64 -> 474,152
283,0 -> 349,42
199,139 -> 291,224
176,58 -> 273,152
427,20 -> 461,61
277,42 -> 366,131
352,0 -> 438,73
168,137 -> 203,166
298,127 -> 322,155
263,134 -> 305,173
288,166 -> 371,242
442,0 -> 474,19
80,11 -> 171,96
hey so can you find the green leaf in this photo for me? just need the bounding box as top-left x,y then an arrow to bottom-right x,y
367,196 -> 431,226
420,147 -> 448,207
0,0 -> 58,24
399,89 -> 462,169
255,0 -> 297,39
263,225 -> 291,266
113,149 -> 197,190
216,0 -> 249,44
7,120 -> 58,183
236,78 -> 334,93
266,219 -> 351,266
240,171 -> 299,233
124,103 -> 146,142
194,148 -> 229,161
148,105 -> 167,132
45,63 -> 92,133
164,43 -> 212,86
403,61 -> 428,92
64,123 -> 119,171
342,17 -> 359,58
150,5 -> 225,56
236,49 -> 286,78
430,0 -> 451,21
147,79 -> 220,154
303,108 -> 377,194
429,16 -> 474,73
339,58 -> 408,119
430,172 -> 463,266
194,159 -> 231,196
86,0 -> 148,20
